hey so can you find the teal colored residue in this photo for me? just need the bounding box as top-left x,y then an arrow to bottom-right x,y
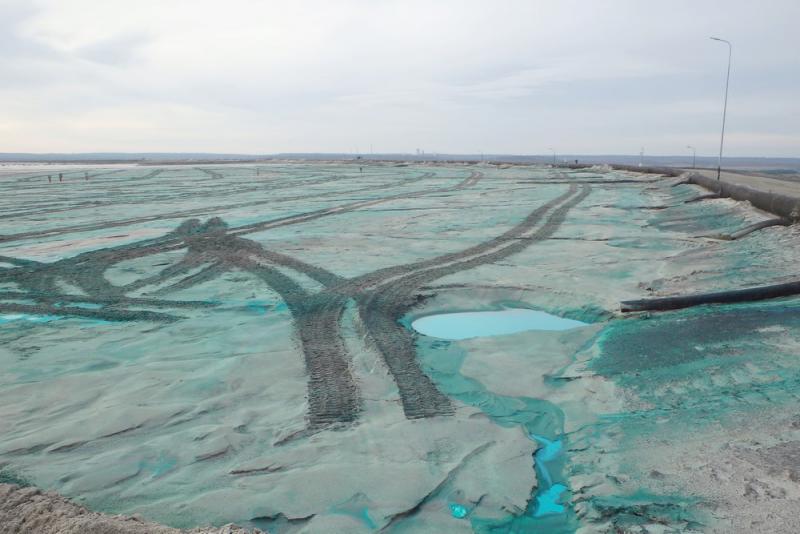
412,308 -> 586,340
530,435 -> 568,517
582,490 -> 703,531
450,503 -> 469,519
415,337 -> 578,533
530,434 -> 563,488
359,509 -> 377,529
591,300 -> 800,395
554,301 -> 800,530
0,314 -> 62,324
329,493 -> 377,529
0,468 -> 32,487
246,300 -> 270,314
531,434 -> 563,463
138,452 -> 178,478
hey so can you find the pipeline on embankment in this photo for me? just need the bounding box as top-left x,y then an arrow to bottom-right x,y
562,164 -> 800,312
556,162 -> 800,222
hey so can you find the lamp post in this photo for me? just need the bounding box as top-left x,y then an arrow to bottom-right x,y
710,37 -> 732,180
686,145 -> 696,168
548,147 -> 556,165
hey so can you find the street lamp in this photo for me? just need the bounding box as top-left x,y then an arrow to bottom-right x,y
686,145 -> 696,168
548,147 -> 556,165
710,36 -> 732,180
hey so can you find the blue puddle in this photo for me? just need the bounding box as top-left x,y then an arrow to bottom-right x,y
449,503 -> 469,519
534,484 -> 568,516
411,308 -> 586,340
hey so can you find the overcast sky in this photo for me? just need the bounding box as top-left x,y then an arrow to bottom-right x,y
1,0 -> 798,156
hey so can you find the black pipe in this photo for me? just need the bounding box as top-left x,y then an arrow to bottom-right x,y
621,280 -> 800,312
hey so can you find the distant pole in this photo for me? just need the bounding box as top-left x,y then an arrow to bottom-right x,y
686,145 -> 696,168
710,37 -> 732,181
548,147 -> 556,165
639,147 -> 644,167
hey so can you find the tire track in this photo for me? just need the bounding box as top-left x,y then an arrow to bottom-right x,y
228,171 -> 480,238
0,172 -> 436,243
244,182 -> 588,422
0,175 -> 589,430
354,185 -> 590,418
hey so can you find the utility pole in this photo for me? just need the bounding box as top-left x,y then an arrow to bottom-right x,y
710,37 -> 732,181
686,145 -> 696,169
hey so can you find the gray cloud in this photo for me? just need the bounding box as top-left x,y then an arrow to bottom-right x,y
0,0 -> 798,156
76,32 -> 151,66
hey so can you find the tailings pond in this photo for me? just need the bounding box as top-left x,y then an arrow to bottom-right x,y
2,163 -> 800,532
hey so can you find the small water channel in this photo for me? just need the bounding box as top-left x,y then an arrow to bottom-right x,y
409,305 -> 591,532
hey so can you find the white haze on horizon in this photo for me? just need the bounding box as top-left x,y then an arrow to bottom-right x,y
1,0 -> 798,157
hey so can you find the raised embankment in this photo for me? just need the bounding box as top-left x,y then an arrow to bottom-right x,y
685,172 -> 800,222
593,164 -> 800,313
562,162 -> 800,222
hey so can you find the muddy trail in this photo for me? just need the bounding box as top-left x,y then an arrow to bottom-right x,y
0,170 -> 472,306
0,167 -> 354,217
0,171 -> 437,243
1,169 -> 591,432
355,185 -> 590,419
0,171 -> 479,423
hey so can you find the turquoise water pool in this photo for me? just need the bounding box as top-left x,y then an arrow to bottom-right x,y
411,308 -> 587,340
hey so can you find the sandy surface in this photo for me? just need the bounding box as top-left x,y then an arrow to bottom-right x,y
2,163 -> 800,532
0,483 -> 261,534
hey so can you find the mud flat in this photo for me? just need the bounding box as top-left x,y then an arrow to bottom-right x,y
2,163 -> 800,532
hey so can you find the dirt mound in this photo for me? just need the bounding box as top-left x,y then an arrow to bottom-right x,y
0,484 -> 262,534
